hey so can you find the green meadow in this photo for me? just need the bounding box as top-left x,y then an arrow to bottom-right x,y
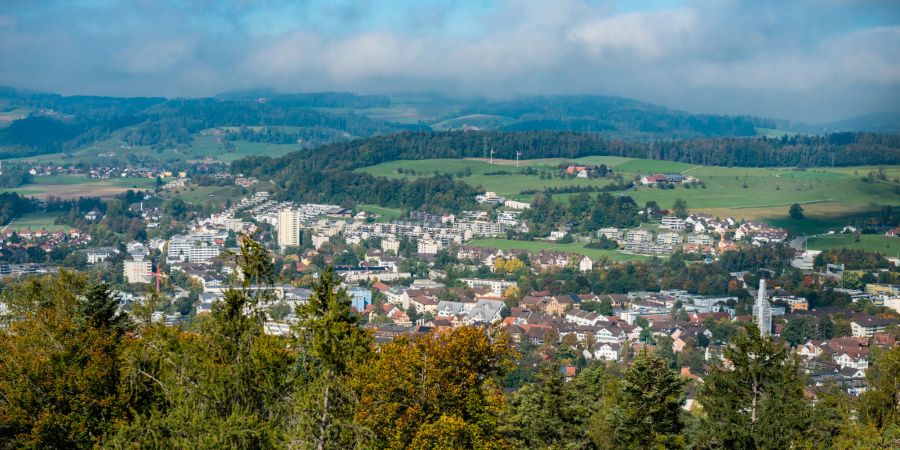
806,234 -> 899,256
0,175 -> 156,199
359,157 -> 900,236
467,238 -> 650,262
3,212 -> 70,232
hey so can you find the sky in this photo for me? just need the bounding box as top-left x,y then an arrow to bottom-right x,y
0,0 -> 898,123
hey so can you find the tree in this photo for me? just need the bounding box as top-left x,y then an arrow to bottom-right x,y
503,364 -> 573,448
589,350 -> 686,448
789,203 -> 804,219
673,198 -> 689,219
351,326 -> 516,449
291,266 -> 372,449
854,345 -> 900,444
0,273 -> 129,448
698,324 -> 811,449
781,317 -> 816,346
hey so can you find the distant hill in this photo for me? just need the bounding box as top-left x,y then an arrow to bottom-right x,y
793,111 -> 900,134
435,95 -> 777,139
0,87 -> 418,158
1,87 -> 895,160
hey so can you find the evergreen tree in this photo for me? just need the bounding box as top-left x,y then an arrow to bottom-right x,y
291,266 -> 372,449
698,324 -> 811,449
590,350 -> 687,449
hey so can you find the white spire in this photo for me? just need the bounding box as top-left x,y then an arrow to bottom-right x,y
754,278 -> 771,337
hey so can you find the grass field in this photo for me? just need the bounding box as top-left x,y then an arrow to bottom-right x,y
356,204 -> 403,222
806,234 -> 900,256
3,212 -> 69,232
167,184 -> 246,204
359,157 -> 900,236
6,134 -> 302,166
0,175 -> 156,199
467,238 -> 650,262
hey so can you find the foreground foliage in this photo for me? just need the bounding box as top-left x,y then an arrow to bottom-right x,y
1,238 -> 899,449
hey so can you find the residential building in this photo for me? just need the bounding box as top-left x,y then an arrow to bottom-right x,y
660,217 -> 686,230
124,258 -> 152,284
277,208 -> 303,249
851,316 -> 893,338
460,278 -> 517,296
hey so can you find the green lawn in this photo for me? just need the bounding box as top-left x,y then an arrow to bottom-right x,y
169,185 -> 246,204
4,212 -> 69,232
356,204 -> 403,222
467,238 -> 650,262
806,234 -> 900,256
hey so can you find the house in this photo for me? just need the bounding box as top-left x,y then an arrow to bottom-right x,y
591,343 -> 621,361
84,208 -> 103,221
81,247 -> 118,264
468,299 -> 506,324
546,295 -> 575,316
640,174 -> 669,185
578,256 -> 593,273
851,316 -> 894,338
565,309 -> 606,326
796,340 -> 825,359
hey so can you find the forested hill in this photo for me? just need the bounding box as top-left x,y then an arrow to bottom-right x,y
229,130 -> 900,211
234,130 -> 900,177
440,95 -> 771,138
0,88 -> 421,158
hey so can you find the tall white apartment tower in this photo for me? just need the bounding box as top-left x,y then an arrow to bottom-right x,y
277,208 -> 302,249
753,278 -> 772,337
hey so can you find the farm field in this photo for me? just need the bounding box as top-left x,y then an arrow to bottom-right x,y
806,234 -> 899,256
467,238 -> 650,262
6,134 -> 302,166
359,157 -> 900,235
0,175 -> 156,199
3,212 -> 69,232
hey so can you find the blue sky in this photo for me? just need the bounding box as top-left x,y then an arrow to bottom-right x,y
0,0 -> 898,122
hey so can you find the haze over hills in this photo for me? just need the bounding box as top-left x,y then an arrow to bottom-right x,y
1,86 -> 898,162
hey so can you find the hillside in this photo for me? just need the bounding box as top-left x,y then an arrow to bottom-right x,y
0,89 -> 803,162
438,95 -> 774,139
0,88 -> 422,159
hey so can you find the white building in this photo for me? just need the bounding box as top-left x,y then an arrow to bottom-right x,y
460,278 -> 517,296
277,208 -> 303,249
381,238 -> 400,254
625,229 -> 653,243
504,200 -> 531,210
124,258 -> 152,284
82,247 -> 118,264
660,216 -> 686,230
167,234 -> 224,263
417,239 -> 442,255
657,232 -> 683,246
578,256 -> 593,273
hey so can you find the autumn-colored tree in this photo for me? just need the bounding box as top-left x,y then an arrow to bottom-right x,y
351,326 -> 516,449
0,272 -> 128,448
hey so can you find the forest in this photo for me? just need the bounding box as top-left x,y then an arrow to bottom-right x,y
0,238 -> 898,449
449,95 -> 770,138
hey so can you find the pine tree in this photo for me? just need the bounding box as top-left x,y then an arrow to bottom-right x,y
698,324 -> 811,449
590,350 -> 687,449
291,266 -> 371,449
